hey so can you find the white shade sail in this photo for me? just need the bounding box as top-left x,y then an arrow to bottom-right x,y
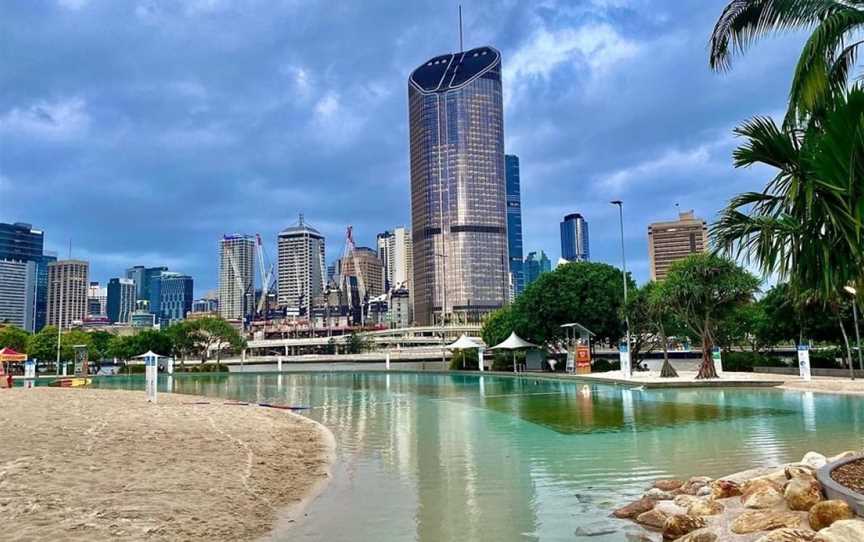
446,334 -> 486,350
490,332 -> 539,350
133,350 -> 166,358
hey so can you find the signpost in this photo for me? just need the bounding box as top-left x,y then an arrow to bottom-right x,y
619,342 -> 631,379
144,352 -> 158,403
478,348 -> 484,372
797,344 -> 812,381
576,345 -> 591,374
712,347 -> 724,376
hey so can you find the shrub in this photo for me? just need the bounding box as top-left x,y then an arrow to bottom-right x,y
723,351 -> 787,372
809,348 -> 844,369
449,349 -> 479,371
591,358 -> 620,373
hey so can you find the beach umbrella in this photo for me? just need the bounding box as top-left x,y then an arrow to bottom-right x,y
490,332 -> 539,373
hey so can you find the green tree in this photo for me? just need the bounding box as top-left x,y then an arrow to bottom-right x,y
165,321 -> 201,366
189,317 -> 245,362
646,281 -> 683,378
661,254 -> 760,379
0,325 -> 30,352
344,332 -> 370,355
88,330 -> 114,361
27,326 -> 59,363
710,0 -> 864,124
714,301 -> 769,351
623,283 -> 658,368
481,306 -> 517,349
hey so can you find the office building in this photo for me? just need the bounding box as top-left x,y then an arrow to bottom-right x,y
46,260 -> 89,328
409,46 -> 509,325
159,272 -> 194,324
560,213 -> 589,262
125,265 -> 168,307
338,247 -> 385,300
278,216 -> 326,313
0,259 -> 37,331
648,210 -> 709,280
192,298 -> 218,314
106,278 -> 136,323
524,251 -> 551,286
0,222 -> 53,330
377,227 -> 413,291
388,286 -> 411,329
87,281 -> 107,318
219,235 -> 255,321
505,155 -> 525,295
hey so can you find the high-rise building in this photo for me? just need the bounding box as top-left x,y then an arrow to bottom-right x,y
46,260 -> 89,328
278,216 -> 325,313
505,155 -> 525,295
560,213 -> 589,262
159,272 -> 194,324
648,210 -> 708,281
524,251 -> 551,286
0,259 -> 37,331
0,222 -> 52,330
191,297 -> 218,314
87,281 -> 107,318
376,227 -> 413,292
409,46 -> 509,325
106,278 -> 136,323
125,265 -> 168,307
219,235 -> 255,321
338,247 -> 385,300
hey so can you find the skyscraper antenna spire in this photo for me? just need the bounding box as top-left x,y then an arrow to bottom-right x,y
458,4 -> 463,52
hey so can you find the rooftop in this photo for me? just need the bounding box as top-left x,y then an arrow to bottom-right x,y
409,46 -> 500,93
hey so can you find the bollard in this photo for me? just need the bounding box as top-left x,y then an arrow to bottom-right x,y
385,352 -> 391,370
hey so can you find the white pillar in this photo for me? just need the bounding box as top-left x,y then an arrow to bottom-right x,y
797,344 -> 812,381
145,354 -> 158,403
166,357 -> 174,375
712,347 -> 724,376
385,352 -> 391,370
620,342 -> 632,379
478,348 -> 484,372
277,356 -> 283,373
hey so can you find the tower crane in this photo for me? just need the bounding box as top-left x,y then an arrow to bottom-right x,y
254,233 -> 276,319
338,225 -> 368,326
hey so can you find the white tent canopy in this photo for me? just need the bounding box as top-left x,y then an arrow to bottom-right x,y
133,350 -> 166,358
490,332 -> 538,350
446,334 -> 486,350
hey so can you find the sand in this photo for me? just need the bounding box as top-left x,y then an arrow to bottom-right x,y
0,388 -> 334,541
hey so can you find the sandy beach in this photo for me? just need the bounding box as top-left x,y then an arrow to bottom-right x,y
0,388 -> 334,541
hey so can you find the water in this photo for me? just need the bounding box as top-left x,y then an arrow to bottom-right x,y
92,372 -> 864,541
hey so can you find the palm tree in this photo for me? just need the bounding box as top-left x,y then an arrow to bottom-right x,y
709,0 -> 864,124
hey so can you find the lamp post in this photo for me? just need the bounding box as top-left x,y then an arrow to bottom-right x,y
611,200 -> 631,377
844,285 -> 863,376
55,278 -> 63,376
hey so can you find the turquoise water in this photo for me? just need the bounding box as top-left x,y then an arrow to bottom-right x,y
92,373 -> 864,541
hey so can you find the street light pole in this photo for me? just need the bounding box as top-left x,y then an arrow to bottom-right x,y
611,200 -> 631,377
55,278 -> 63,376
844,286 -> 863,376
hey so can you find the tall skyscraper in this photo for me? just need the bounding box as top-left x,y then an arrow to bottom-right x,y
106,278 -> 136,323
87,281 -> 107,318
159,272 -> 194,324
339,247 -> 385,300
505,155 -> 525,295
648,210 -> 708,281
0,222 -> 52,330
278,216 -> 325,313
524,251 -> 551,286
409,46 -> 509,325
560,213 -> 589,262
0,259 -> 37,331
219,235 -> 255,321
46,260 -> 89,328
376,227 -> 413,292
125,265 -> 168,307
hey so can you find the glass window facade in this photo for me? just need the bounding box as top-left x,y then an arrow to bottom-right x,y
505,154 -> 524,295
560,213 -> 590,262
409,46 -> 509,325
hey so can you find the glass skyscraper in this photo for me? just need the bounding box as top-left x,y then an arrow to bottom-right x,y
560,213 -> 590,262
524,251 -> 551,286
0,222 -> 52,330
408,46 -> 509,325
505,154 -> 524,296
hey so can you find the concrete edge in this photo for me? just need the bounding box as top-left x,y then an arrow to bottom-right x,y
817,454 -> 864,517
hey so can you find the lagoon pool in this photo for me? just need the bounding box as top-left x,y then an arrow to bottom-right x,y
92,372 -> 864,541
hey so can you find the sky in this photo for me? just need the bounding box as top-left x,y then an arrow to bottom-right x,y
0,0 -> 806,296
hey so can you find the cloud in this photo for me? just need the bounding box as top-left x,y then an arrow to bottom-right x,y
0,97 -> 90,140
56,0 -> 91,10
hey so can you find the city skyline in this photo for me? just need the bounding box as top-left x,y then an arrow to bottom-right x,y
1,2 -> 809,293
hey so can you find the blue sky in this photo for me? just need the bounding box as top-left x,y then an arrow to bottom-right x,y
0,0 -> 805,295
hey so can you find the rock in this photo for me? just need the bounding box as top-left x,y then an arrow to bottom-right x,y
742,484 -> 785,509
826,451 -> 857,464
614,497 -> 655,519
645,488 -> 677,500
711,479 -> 742,499
731,511 -> 804,534
785,465 -> 817,480
675,528 -> 718,542
813,519 -> 864,542
801,452 -> 827,470
654,500 -> 687,517
636,508 -> 669,529
687,499 -> 724,517
808,500 -> 854,531
681,477 -> 713,496
662,514 -> 706,540
696,486 -> 712,497
674,495 -> 700,509
624,533 -> 656,542
755,528 -> 816,541
654,479 -> 684,492
784,476 -> 823,511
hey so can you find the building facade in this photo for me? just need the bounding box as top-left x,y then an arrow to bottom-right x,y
0,259 -> 37,331
159,273 -> 194,324
191,297 -> 218,314
338,247 -> 385,300
219,235 -> 255,321
524,251 -> 551,286
560,213 -> 589,262
87,281 -> 107,318
505,154 -> 525,296
0,222 -> 52,330
409,46 -> 509,325
106,278 -> 136,323
377,227 -> 413,291
125,265 -> 168,310
46,260 -> 89,328
648,210 -> 708,280
278,216 -> 325,313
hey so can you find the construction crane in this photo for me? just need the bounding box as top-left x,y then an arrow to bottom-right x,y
254,233 -> 276,318
337,225 -> 368,326
225,246 -> 253,328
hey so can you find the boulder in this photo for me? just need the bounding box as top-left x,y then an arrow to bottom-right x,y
742,484 -> 785,509
808,500 -> 854,531
662,514 -> 706,540
755,528 -> 816,541
636,508 -> 669,529
731,511 -> 804,534
711,479 -> 742,499
654,500 -> 688,517
681,477 -> 713,496
613,497 -> 655,519
813,519 -> 864,542
696,486 -> 712,497
687,499 -> 724,517
674,495 -> 700,509
675,528 -> 718,542
743,477 -> 783,496
645,488 -> 677,501
784,476 -> 823,511
654,479 -> 685,492
801,452 -> 827,470
785,465 -> 817,480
